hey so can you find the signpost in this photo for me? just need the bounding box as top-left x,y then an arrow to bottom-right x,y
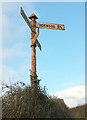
20,7 -> 65,88
36,22 -> 65,30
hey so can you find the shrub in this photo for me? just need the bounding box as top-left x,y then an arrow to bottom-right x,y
2,81 -> 71,118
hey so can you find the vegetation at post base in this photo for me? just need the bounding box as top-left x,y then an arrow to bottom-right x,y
2,81 -> 86,119
2,81 -> 71,118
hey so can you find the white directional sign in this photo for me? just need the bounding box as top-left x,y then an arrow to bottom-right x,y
36,22 -> 65,30
20,7 -> 34,31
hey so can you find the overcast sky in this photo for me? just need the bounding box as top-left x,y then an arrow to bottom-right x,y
0,1 -> 85,108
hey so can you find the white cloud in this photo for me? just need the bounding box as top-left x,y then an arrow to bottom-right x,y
1,62 -> 31,86
50,86 -> 85,108
2,43 -> 27,60
62,82 -> 77,88
2,66 -> 18,85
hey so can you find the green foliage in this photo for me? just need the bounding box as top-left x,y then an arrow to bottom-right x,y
2,81 -> 71,118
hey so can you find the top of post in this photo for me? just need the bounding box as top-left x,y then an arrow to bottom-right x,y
29,13 -> 38,20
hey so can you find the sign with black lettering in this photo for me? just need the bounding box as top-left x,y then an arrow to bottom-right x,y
36,22 -> 65,30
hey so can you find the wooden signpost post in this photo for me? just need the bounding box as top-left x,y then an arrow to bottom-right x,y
20,7 -> 65,89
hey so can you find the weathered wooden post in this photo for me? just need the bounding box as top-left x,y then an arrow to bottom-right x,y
29,13 -> 38,88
